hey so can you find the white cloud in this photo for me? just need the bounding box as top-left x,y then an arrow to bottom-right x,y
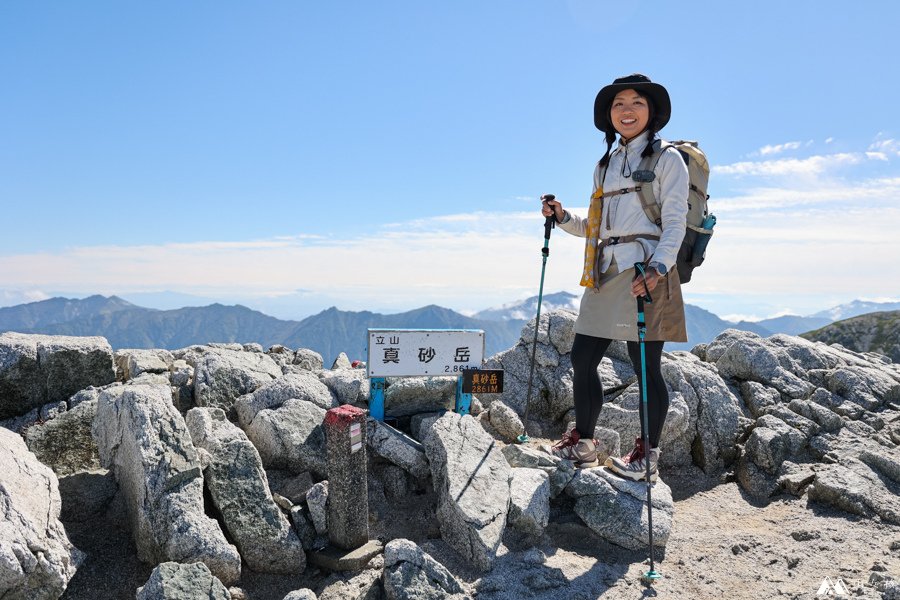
0,195 -> 897,318
1,139 -> 897,318
758,141 -> 803,156
0,212 -> 590,314
713,175 -> 900,213
714,152 -> 866,177
869,137 -> 900,156
0,289 -> 51,308
856,296 -> 900,303
720,309 -> 802,323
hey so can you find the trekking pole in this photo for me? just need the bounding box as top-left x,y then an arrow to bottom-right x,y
634,262 -> 661,584
516,195 -> 557,444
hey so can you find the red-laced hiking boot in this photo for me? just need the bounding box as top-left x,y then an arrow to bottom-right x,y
605,437 -> 659,482
539,429 -> 599,469
605,437 -> 645,467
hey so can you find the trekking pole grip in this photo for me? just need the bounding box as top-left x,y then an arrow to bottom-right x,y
541,194 -> 557,241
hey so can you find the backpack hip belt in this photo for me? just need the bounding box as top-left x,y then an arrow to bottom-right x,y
599,234 -> 660,249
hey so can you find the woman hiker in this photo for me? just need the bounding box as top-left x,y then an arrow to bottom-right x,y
540,73 -> 689,482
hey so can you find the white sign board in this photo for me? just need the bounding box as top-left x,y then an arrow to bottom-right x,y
367,329 -> 484,377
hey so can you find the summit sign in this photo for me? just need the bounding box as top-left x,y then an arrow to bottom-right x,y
367,329 -> 484,377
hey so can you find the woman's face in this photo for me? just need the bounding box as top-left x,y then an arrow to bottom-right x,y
609,89 -> 649,140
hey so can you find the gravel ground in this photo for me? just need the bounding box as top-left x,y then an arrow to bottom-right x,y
59,463 -> 900,599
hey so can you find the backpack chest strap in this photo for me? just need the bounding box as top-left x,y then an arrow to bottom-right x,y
600,186 -> 642,199
598,233 -> 660,250
597,139 -> 669,228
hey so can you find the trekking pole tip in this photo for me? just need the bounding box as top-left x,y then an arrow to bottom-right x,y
641,569 -> 662,585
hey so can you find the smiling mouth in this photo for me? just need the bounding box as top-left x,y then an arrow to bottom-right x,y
621,118 -> 637,125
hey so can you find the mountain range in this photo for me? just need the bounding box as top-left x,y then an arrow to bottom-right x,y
0,296 -> 520,364
2,293 -> 898,364
802,310 -> 900,362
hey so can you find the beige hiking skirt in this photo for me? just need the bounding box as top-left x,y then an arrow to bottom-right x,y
574,259 -> 687,343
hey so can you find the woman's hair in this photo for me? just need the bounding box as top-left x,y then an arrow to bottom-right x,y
598,90 -> 660,168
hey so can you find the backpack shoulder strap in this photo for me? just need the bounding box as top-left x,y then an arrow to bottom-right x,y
636,139 -> 671,227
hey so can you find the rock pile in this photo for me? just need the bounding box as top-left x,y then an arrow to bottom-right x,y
0,427 -> 83,600
0,314 -> 898,599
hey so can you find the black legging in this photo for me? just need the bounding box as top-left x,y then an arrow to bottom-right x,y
571,333 -> 669,448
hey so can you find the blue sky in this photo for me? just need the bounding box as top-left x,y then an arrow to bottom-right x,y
1,1 -> 898,321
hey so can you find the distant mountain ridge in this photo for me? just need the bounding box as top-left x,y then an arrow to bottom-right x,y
2,294 -> 898,364
283,305 -> 523,364
471,292 -> 580,321
0,296 -> 523,365
471,292 -> 772,351
0,295 -> 136,330
811,300 -> 900,322
802,310 -> 900,362
470,292 -> 900,352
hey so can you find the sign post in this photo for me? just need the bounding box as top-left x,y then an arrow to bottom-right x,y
367,329 -> 485,421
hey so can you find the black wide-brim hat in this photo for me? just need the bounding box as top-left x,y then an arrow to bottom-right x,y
594,73 -> 671,134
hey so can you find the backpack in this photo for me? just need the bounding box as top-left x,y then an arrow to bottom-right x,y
634,139 -> 715,284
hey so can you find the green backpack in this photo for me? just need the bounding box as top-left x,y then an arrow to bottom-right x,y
634,139 -> 715,284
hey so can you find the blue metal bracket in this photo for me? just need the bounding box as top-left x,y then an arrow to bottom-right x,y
369,377 -> 386,421
455,376 -> 472,416
370,374 -> 472,422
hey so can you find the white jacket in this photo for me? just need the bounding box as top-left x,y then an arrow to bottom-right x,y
559,131 -> 689,274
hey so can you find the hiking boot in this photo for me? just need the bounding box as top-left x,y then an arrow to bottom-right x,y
604,437 -> 645,468
539,430 -> 599,468
605,437 -> 659,482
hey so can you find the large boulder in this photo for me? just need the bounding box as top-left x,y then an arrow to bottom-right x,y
293,348 -> 324,371
740,380 -> 782,418
318,368 -> 369,406
736,411 -> 813,500
422,413 -> 510,571
24,399 -> 100,476
135,561 -> 231,600
486,401 -> 524,442
283,589 -> 318,600
807,457 -> 900,524
507,468 -> 550,541
367,420 -> 430,480
186,407 -> 306,574
823,365 -> 900,411
0,400 -> 67,435
170,360 -> 195,412
192,348 -> 282,415
744,414 -> 808,476
0,332 -> 115,420
306,481 -> 329,537
706,329 -> 900,507
114,349 -> 173,381
235,373 -> 336,428
662,352 -> 744,471
382,377 -> 457,417
316,569 -> 382,600
382,539 -> 466,600
713,331 -> 813,398
0,427 -> 83,600
501,444 -> 575,499
238,398 -> 328,478
566,467 -> 674,550
92,381 -> 241,584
